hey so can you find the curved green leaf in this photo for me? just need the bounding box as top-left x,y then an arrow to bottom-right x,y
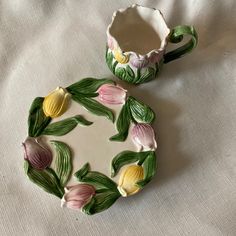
74,162 -> 89,180
28,97 -> 44,115
42,115 -> 92,136
137,151 -> 157,188
110,102 -> 130,142
82,171 -> 118,190
126,65 -> 135,78
71,95 -> 114,122
24,160 -> 64,198
128,96 -> 155,123
74,163 -> 118,191
134,68 -> 141,84
28,97 -> 51,137
66,77 -> 115,95
112,61 -> 118,74
138,67 -> 155,84
125,65 -> 136,83
50,141 -> 72,187
105,47 -> 114,72
82,190 -> 120,215
111,151 -> 152,177
115,67 -> 127,81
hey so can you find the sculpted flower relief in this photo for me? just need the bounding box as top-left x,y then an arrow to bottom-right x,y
118,165 -> 144,197
97,84 -> 127,105
43,87 -> 71,118
23,137 -> 52,170
131,123 -> 157,151
61,184 -> 96,210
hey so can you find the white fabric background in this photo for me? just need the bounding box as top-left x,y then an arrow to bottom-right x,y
0,0 -> 236,235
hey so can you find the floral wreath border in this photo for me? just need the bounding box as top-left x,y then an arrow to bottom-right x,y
23,78 -> 157,215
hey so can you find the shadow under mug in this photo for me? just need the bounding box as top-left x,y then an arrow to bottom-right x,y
106,4 -> 198,84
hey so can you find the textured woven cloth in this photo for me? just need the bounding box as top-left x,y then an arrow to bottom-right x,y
0,0 -> 236,235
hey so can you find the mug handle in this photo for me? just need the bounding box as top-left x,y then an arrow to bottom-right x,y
163,25 -> 198,64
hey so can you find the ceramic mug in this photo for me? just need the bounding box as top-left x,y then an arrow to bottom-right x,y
106,4 -> 198,84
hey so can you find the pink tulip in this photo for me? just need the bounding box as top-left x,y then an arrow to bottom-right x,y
130,55 -> 149,68
22,137 -> 52,170
97,84 -> 127,105
61,184 -> 96,210
131,123 -> 157,151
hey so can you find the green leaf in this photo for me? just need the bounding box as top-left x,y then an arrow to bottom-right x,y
128,96 -> 155,123
71,95 -> 115,122
112,61 -> 118,74
115,67 -> 127,81
50,141 -> 72,187
74,163 -> 89,180
66,77 -> 115,95
138,67 -> 155,84
110,102 -> 130,141
126,65 -> 135,78
137,152 -> 157,188
28,97 -> 44,114
79,171 -> 117,190
133,68 -> 141,84
24,159 -> 30,174
74,163 -> 118,191
82,171 -> 118,190
24,160 -> 64,198
41,115 -> 92,136
105,47 -> 114,72
28,97 -> 51,137
111,151 -> 152,177
82,190 -> 120,215
71,92 -> 99,98
124,65 -> 136,83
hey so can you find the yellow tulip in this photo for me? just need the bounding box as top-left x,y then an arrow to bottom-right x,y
43,87 -> 71,118
118,165 -> 144,197
114,49 -> 129,64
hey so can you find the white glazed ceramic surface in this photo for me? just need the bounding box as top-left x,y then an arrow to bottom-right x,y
106,4 -> 197,84
45,99 -> 136,185
106,4 -> 170,83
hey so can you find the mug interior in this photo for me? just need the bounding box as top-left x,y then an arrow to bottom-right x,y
109,5 -> 170,55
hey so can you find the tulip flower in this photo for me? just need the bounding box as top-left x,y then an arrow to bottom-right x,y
61,184 -> 96,210
118,165 -> 144,197
130,55 -> 149,68
43,87 -> 71,118
22,137 -> 52,170
114,49 -> 129,64
131,123 -> 157,151
97,84 -> 127,105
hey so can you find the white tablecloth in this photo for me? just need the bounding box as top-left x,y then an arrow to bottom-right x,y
1,0 -> 236,235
